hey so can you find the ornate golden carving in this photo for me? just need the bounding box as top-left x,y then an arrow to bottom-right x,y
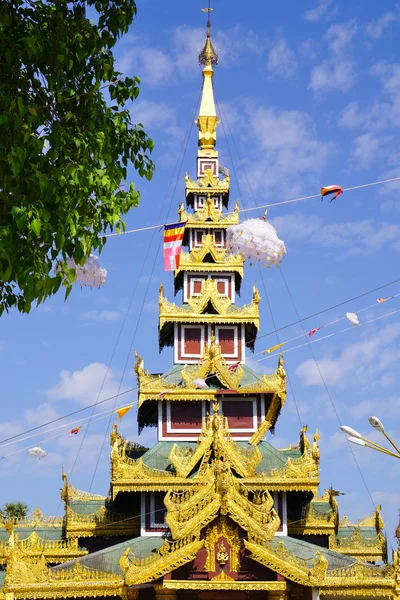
185,169 -> 230,196
212,570 -> 233,581
166,442 -> 280,541
121,534 -> 204,586
176,232 -> 244,276
136,341 -> 285,406
0,532 -> 87,564
163,580 -> 287,591
329,529 -> 386,562
245,536 -> 328,586
3,534 -> 125,599
322,561 -> 395,597
204,516 -> 240,572
158,284 -> 260,329
65,505 -> 140,539
289,488 -> 338,536
187,278 -> 232,314
0,507 -> 63,531
61,467 -> 106,505
216,542 -> 229,566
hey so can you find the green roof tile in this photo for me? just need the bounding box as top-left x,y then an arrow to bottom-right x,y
281,536 -> 356,570
69,500 -> 106,515
53,537 -> 164,575
337,526 -> 378,540
0,527 -> 63,541
141,441 -> 197,472
152,363 -> 279,392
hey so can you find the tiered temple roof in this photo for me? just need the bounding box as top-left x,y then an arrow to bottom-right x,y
1,12 -> 397,600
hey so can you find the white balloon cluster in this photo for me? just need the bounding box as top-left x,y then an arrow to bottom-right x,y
226,219 -> 286,267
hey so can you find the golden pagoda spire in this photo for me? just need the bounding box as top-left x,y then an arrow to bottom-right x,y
197,4 -> 219,152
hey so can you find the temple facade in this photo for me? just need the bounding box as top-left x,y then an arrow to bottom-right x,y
1,17 -> 399,600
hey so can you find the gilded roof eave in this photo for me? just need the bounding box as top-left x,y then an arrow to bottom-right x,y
135,344 -> 286,408
158,280 -> 260,330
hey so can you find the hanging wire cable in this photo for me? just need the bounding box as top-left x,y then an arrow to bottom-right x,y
1,277 -> 399,449
215,91 -> 304,428
103,176 -> 400,238
278,268 -> 394,552
87,89 -> 202,491
214,86 -> 394,549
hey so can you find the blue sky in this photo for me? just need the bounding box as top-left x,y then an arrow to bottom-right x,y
2,0 -> 400,548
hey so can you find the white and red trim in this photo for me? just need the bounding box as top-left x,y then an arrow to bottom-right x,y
183,273 -> 234,303
174,323 -> 206,363
197,157 -> 218,178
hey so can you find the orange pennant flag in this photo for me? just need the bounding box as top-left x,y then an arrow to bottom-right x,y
115,405 -> 133,421
263,342 -> 285,355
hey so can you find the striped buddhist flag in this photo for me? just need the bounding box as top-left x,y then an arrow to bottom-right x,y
69,427 -> 81,437
377,297 -> 392,303
164,222 -> 186,271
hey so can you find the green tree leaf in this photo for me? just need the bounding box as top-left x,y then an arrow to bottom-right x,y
0,0 -> 154,315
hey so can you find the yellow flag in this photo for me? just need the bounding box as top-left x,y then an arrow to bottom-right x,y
116,405 -> 133,420
263,342 -> 285,355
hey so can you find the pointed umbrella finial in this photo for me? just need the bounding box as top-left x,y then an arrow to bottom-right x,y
199,3 -> 218,66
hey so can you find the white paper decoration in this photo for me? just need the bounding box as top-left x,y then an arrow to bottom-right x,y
346,312 -> 359,326
59,254 -> 107,288
27,446 -> 47,459
193,378 -> 209,389
226,219 -> 286,267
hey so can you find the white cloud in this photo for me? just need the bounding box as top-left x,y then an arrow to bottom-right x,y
47,363 -> 125,407
272,213 -> 400,254
116,47 -> 173,85
351,132 -> 381,169
309,58 -> 356,93
132,100 -> 176,129
366,10 -> 400,40
296,323 -> 400,388
267,38 -> 298,79
24,402 -> 60,427
241,104 -> 330,197
298,39 -> 318,59
81,311 -> 120,323
143,301 -> 159,314
325,21 -> 357,54
304,0 -> 334,23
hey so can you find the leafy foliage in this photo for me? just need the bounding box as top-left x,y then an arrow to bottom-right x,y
0,0 -> 154,314
1,501 -> 29,519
